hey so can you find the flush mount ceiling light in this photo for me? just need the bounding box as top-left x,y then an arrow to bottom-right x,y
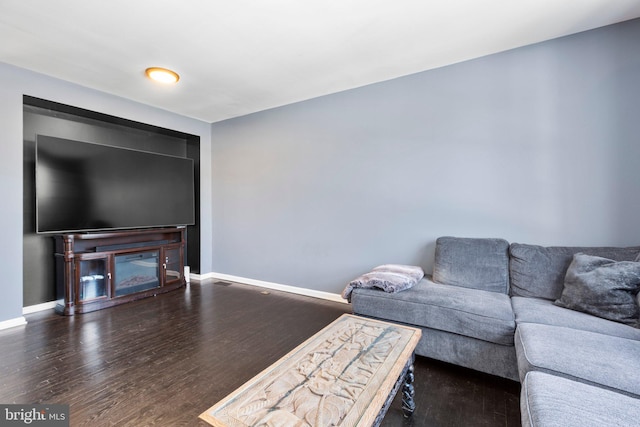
145,67 -> 180,84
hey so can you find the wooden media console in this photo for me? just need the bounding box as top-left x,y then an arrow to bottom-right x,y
54,227 -> 186,315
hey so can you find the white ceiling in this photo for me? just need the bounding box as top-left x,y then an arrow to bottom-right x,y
1,0 -> 640,123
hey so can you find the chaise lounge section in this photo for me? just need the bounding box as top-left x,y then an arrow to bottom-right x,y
349,236 -> 640,426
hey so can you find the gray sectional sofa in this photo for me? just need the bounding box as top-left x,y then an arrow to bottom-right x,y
350,236 -> 640,427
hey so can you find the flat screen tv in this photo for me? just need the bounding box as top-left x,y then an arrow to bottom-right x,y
36,134 -> 195,234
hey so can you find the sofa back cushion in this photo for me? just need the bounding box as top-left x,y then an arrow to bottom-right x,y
432,236 -> 510,294
509,243 -> 640,300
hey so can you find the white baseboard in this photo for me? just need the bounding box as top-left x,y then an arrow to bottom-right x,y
0,316 -> 28,331
191,272 -> 348,304
23,301 -> 58,315
7,274 -> 346,328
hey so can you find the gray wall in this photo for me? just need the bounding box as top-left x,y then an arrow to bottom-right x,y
210,18 -> 640,295
0,62 -> 212,324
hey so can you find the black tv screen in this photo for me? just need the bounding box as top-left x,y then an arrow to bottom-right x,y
36,134 -> 195,234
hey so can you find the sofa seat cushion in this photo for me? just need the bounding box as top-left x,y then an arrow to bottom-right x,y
512,297 -> 640,341
521,372 -> 640,427
515,323 -> 640,397
351,278 -> 515,345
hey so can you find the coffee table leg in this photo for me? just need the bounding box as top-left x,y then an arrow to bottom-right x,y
402,362 -> 416,418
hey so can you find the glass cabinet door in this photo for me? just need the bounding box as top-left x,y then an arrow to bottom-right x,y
163,246 -> 183,285
78,258 -> 108,301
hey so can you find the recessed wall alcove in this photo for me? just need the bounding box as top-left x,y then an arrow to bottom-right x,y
23,95 -> 201,307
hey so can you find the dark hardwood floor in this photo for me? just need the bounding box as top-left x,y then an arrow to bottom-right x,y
0,282 -> 520,426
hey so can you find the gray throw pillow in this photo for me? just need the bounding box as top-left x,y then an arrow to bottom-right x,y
554,253 -> 640,327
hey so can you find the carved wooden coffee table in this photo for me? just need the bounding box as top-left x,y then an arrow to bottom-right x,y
200,314 -> 421,426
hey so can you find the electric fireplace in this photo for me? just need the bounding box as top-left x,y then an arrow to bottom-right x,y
114,251 -> 160,297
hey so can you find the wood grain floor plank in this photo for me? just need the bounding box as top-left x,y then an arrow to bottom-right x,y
0,282 -> 520,426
